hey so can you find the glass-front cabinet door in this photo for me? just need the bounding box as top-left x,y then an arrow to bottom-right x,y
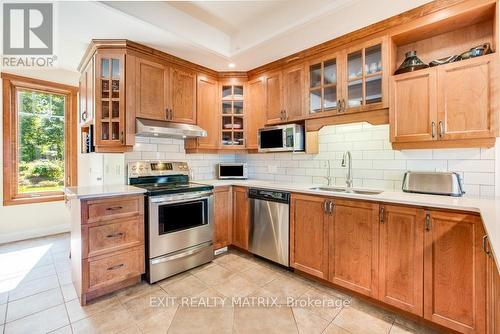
343,38 -> 387,113
95,51 -> 125,147
221,83 -> 245,147
307,54 -> 340,115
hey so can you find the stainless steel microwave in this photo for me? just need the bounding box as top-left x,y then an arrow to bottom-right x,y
217,163 -> 248,179
258,124 -> 304,152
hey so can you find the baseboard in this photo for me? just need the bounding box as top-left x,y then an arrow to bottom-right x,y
0,223 -> 70,244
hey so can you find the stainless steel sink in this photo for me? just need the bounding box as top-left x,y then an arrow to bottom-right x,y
310,187 -> 383,195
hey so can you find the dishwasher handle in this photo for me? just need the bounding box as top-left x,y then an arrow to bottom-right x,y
248,188 -> 290,204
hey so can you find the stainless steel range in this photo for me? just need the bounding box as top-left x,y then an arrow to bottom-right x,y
128,161 -> 214,283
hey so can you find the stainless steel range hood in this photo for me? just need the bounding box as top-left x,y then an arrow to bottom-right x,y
136,118 -> 207,139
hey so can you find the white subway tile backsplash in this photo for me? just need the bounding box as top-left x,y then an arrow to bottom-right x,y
133,143 -> 157,152
406,160 -> 447,171
363,150 -> 395,160
432,148 -> 481,160
463,172 -> 495,185
448,160 -> 495,173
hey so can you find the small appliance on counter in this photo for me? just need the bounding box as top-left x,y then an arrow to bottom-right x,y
217,163 -> 248,179
402,171 -> 465,197
258,124 -> 304,153
128,161 -> 214,283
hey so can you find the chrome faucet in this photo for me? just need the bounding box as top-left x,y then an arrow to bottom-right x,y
324,160 -> 332,186
341,150 -> 353,190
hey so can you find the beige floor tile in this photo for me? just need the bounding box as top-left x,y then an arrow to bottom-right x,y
122,288 -> 171,322
4,304 -> 69,334
251,275 -> 310,304
0,263 -> 57,284
292,307 -> 330,334
116,281 -> 164,304
213,274 -> 259,298
333,306 -> 393,334
192,264 -> 233,286
349,298 -> 396,324
54,259 -> 71,274
233,306 -> 298,334
160,275 -> 207,297
392,317 -> 438,334
57,270 -> 73,285
168,306 -> 233,334
48,325 -> 73,334
293,286 -> 344,322
0,292 -> 7,305
323,323 -> 352,334
60,283 -> 78,302
117,324 -> 142,334
65,294 -> 120,323
238,264 -> 278,286
218,256 -> 256,272
6,287 -> 64,322
8,274 -> 59,301
0,303 -> 6,323
71,304 -> 133,334
136,305 -> 179,334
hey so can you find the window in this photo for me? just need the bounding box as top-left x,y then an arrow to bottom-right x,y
2,73 -> 77,205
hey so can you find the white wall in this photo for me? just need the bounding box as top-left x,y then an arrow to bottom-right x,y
0,69 -> 80,244
237,123 -> 497,197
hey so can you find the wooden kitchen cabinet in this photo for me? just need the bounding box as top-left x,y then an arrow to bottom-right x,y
290,194 -> 329,279
79,57 -> 94,125
379,205 -> 424,316
391,55 -> 497,149
282,64 -> 306,121
232,186 -> 249,250
213,186 -> 232,250
247,77 -> 267,150
265,71 -> 283,124
135,57 -> 170,121
170,66 -> 197,124
424,210 -> 486,333
329,198 -> 379,297
221,82 -> 246,148
486,236 -> 500,334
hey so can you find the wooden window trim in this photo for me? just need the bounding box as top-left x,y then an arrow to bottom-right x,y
2,73 -> 78,206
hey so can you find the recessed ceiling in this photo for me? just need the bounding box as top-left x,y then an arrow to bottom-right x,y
5,0 -> 434,74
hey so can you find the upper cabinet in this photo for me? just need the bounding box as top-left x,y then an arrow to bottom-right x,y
221,82 -> 246,148
264,71 -> 284,124
307,53 -> 341,116
247,77 -> 266,150
282,64 -> 306,121
135,57 -> 170,121
170,67 -> 197,124
190,75 -> 219,150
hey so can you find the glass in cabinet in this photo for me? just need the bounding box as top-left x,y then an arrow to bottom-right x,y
308,56 -> 340,115
220,84 -> 244,147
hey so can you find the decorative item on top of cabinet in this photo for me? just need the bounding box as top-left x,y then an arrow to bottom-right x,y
213,186 -> 232,250
307,52 -> 342,117
423,210 -> 486,333
378,205 -> 424,316
343,37 -> 388,113
290,193 -> 329,279
246,77 -> 266,150
221,81 -> 246,148
328,198 -> 379,298
232,186 -> 249,250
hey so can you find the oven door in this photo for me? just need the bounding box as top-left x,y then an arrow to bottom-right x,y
148,191 -> 213,259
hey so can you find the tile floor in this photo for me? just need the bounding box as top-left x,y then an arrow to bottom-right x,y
0,233 -> 439,334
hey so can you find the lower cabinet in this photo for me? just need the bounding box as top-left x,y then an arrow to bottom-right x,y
424,210 -> 486,333
486,236 -> 500,334
232,186 -> 249,250
213,186 -> 232,250
329,198 -> 379,298
379,205 -> 424,316
290,194 -> 329,279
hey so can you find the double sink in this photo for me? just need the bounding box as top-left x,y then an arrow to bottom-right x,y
310,186 -> 383,195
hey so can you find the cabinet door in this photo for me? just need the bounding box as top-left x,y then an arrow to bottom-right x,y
486,238 -> 500,334
290,194 -> 329,279
95,51 -> 126,148
437,55 -> 497,140
79,70 -> 87,124
213,186 -> 232,250
379,205 -> 424,316
307,54 -> 341,116
247,77 -> 266,150
329,199 -> 379,297
135,57 -> 169,121
171,67 -> 196,124
86,58 -> 94,124
283,64 -> 305,121
232,186 -> 249,250
390,68 -> 437,143
265,71 -> 283,123
196,76 -> 219,149
424,210 -> 486,333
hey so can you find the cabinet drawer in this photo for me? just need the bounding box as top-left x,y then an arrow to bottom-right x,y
85,195 -> 143,223
87,217 -> 144,258
88,246 -> 144,291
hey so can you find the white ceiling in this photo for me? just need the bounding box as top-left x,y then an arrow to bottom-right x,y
3,0 -> 434,73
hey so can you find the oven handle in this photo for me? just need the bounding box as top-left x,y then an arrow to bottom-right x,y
150,242 -> 212,265
149,191 -> 213,204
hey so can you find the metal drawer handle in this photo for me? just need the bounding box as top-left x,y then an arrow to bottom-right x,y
106,206 -> 123,211
107,263 -> 124,271
482,235 -> 491,256
106,232 -> 124,238
425,213 -> 431,231
438,121 -> 444,138
431,122 -> 436,138
380,206 -> 385,224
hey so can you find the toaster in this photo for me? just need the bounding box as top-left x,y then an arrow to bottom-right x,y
402,171 -> 465,197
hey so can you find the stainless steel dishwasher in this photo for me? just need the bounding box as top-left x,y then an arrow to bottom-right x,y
248,188 -> 290,266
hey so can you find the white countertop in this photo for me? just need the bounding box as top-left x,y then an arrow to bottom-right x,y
64,184 -> 146,199
198,179 -> 500,267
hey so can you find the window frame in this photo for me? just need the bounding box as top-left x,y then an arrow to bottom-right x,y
2,73 -> 78,206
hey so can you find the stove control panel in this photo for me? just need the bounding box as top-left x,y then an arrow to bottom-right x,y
128,161 -> 189,179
